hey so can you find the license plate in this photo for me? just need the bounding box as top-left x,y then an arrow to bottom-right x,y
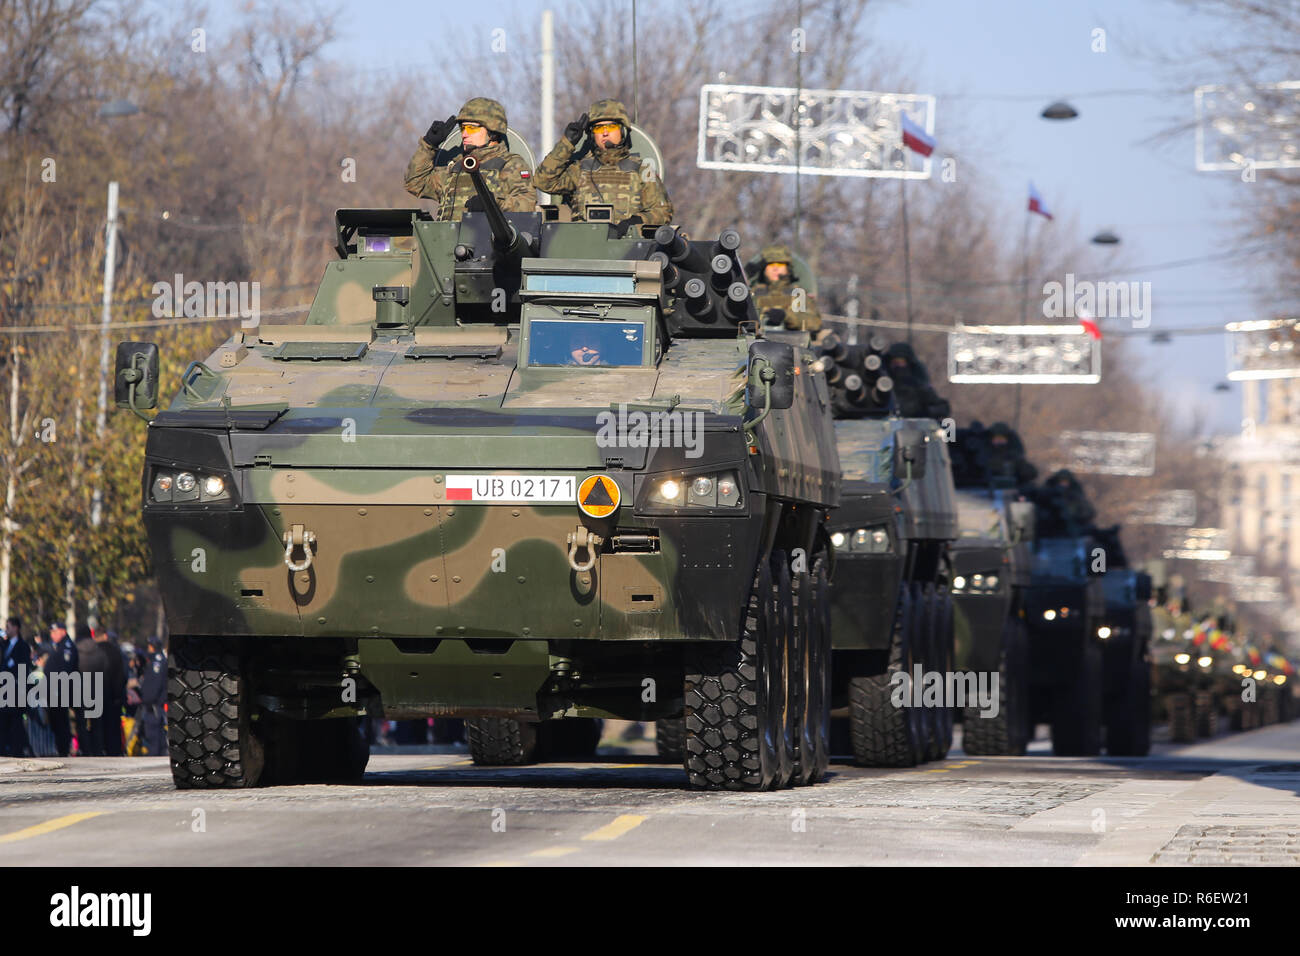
444,474 -> 576,503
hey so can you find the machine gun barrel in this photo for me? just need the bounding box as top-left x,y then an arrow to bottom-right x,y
462,154 -> 524,257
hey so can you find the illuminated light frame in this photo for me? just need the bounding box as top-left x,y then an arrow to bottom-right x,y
697,83 -> 936,180
947,324 -> 1101,384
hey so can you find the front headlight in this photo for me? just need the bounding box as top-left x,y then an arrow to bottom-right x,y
642,471 -> 742,511
150,466 -> 233,505
1197,656 -> 1213,668
1174,653 -> 1191,665
836,526 -> 892,553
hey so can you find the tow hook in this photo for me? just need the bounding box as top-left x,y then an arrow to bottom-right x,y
566,526 -> 604,573
283,524 -> 317,571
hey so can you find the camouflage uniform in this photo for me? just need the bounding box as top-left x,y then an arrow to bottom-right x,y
749,244 -> 822,332
534,99 -> 673,226
403,97 -> 535,221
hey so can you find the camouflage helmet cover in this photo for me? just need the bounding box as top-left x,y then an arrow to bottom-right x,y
587,98 -> 631,126
457,97 -> 508,136
760,244 -> 794,265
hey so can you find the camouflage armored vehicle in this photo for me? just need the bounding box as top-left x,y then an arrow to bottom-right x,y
1022,471 -> 1108,755
115,135 -> 841,792
947,422 -> 1036,756
813,330 -> 958,767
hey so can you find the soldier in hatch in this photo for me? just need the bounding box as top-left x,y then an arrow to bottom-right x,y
535,99 -> 673,233
748,245 -> 822,332
403,97 -> 536,221
985,421 -> 1037,489
884,342 -> 950,419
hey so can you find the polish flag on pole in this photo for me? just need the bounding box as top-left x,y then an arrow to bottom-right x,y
1028,182 -> 1053,220
900,111 -> 935,157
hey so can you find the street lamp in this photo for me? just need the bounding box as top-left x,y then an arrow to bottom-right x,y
1041,100 -> 1079,120
89,97 -> 138,634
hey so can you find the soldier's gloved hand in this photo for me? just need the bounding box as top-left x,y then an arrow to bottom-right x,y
564,113 -> 589,144
424,114 -> 457,148
763,307 -> 787,327
616,215 -> 643,236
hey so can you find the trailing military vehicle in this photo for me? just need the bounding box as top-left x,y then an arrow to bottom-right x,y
813,328 -> 958,767
115,132 -> 841,792
1090,525 -> 1152,756
947,422 -> 1036,756
1022,470 -> 1108,756
1150,606 -> 1227,742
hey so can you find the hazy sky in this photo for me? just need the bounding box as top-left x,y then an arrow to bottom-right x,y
220,0 -> 1291,434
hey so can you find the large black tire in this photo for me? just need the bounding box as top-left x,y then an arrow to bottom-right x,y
167,635 -> 266,789
849,583 -> 926,767
684,557 -> 788,791
924,586 -> 955,761
1168,692 -> 1197,742
465,717 -> 539,765
654,718 -> 685,762
770,552 -> 797,789
791,556 -> 832,785
1105,656 -> 1152,757
539,718 -> 603,760
963,613 -> 1030,756
1051,635 -> 1102,756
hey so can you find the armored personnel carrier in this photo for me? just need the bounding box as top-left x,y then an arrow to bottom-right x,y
1090,525 -> 1152,755
813,329 -> 958,767
947,422 -> 1036,756
1022,470 -> 1109,755
115,134 -> 841,791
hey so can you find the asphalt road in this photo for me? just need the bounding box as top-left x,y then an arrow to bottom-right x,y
2,722 -> 1297,866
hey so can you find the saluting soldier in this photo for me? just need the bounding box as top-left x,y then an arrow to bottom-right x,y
535,99 -> 672,233
748,245 -> 823,332
403,97 -> 535,221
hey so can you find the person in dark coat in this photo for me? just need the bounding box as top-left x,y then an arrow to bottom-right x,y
98,629 -> 127,756
74,624 -> 107,756
38,622 -> 77,756
1,616 -> 32,756
133,636 -> 167,756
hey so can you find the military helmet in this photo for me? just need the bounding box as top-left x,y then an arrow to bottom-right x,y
457,97 -> 508,137
588,98 -> 631,126
760,244 -> 794,266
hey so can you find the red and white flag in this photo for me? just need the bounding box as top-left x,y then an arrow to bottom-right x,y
1028,182 -> 1053,220
900,111 -> 935,157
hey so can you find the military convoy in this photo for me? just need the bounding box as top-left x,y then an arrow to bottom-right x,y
117,127 -> 843,792
117,113 -> 1291,791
